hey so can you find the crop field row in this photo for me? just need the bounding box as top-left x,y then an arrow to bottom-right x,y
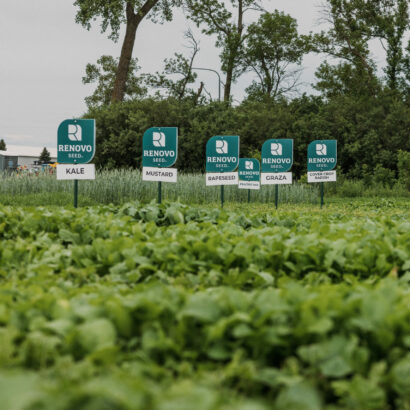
0,170 -> 319,206
0,200 -> 409,409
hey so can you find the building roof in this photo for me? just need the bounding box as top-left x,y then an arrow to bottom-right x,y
0,145 -> 57,158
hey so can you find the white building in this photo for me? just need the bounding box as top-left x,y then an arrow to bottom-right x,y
0,145 -> 57,170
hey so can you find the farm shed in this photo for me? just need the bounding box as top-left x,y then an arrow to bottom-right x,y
0,145 -> 57,170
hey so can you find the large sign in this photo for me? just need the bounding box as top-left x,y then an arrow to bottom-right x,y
261,139 -> 293,172
142,127 -> 178,182
307,140 -> 337,172
142,127 -> 178,168
261,138 -> 293,185
307,140 -> 337,182
57,119 -> 95,164
206,136 -> 239,173
238,158 -> 260,190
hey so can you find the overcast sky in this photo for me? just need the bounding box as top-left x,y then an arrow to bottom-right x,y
0,0 -> 385,149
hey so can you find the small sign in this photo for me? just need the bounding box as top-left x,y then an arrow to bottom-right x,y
206,136 -> 239,173
57,119 -> 95,164
57,164 -> 95,180
261,172 -> 293,185
142,167 -> 177,183
142,127 -> 178,168
206,172 -> 238,186
308,170 -> 337,182
239,181 -> 260,190
238,158 -> 260,190
307,140 -> 337,172
261,139 -> 293,173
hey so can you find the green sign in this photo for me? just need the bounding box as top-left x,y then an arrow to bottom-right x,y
57,119 -> 95,164
261,139 -> 293,172
142,127 -> 178,168
307,140 -> 337,171
206,136 -> 239,172
238,158 -> 260,182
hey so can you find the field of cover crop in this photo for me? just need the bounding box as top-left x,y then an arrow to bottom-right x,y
0,199 -> 409,410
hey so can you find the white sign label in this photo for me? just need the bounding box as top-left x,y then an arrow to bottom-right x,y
206,172 -> 238,186
261,172 -> 292,185
308,171 -> 337,183
142,167 -> 177,183
239,181 -> 260,190
57,164 -> 95,180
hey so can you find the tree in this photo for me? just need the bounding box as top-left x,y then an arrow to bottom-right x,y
357,0 -> 409,91
144,30 -> 205,102
82,55 -> 147,108
39,148 -> 51,164
310,0 -> 409,95
185,0 -> 265,102
0,139 -> 6,150
310,0 -> 379,95
74,0 -> 182,103
242,11 -> 309,101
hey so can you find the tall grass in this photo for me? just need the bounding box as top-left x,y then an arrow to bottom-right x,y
0,170 -> 319,205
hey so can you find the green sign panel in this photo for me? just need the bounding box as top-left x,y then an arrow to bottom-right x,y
57,119 -> 95,164
261,139 -> 293,172
206,136 -> 239,172
142,127 -> 178,168
239,158 -> 260,182
307,140 -> 337,171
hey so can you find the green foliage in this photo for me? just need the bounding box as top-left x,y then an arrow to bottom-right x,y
82,55 -> 147,108
0,170 -> 319,205
0,139 -> 6,151
39,147 -> 51,164
83,94 -> 409,179
398,150 -> 410,190
143,30 -> 203,101
185,0 -> 264,101
242,11 -> 309,101
373,164 -> 396,187
0,201 -> 409,408
74,0 -> 180,42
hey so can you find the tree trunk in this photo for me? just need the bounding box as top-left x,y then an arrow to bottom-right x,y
223,58 -> 234,102
111,0 -> 159,103
193,81 -> 204,106
223,0 -> 244,103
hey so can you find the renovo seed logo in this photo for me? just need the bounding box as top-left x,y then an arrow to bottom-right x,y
68,124 -> 82,142
153,132 -> 166,147
206,136 -> 239,173
142,127 -> 178,168
57,119 -> 96,164
316,144 -> 327,155
271,143 -> 282,156
216,140 -> 228,154
245,160 -> 253,170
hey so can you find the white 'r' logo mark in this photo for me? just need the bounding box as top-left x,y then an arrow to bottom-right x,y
216,140 -> 228,154
68,124 -> 82,142
316,144 -> 327,155
153,132 -> 166,147
271,143 -> 282,156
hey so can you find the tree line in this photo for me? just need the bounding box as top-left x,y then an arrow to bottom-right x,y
75,0 -> 409,179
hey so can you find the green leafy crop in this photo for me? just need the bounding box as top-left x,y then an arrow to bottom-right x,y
0,200 -> 409,409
